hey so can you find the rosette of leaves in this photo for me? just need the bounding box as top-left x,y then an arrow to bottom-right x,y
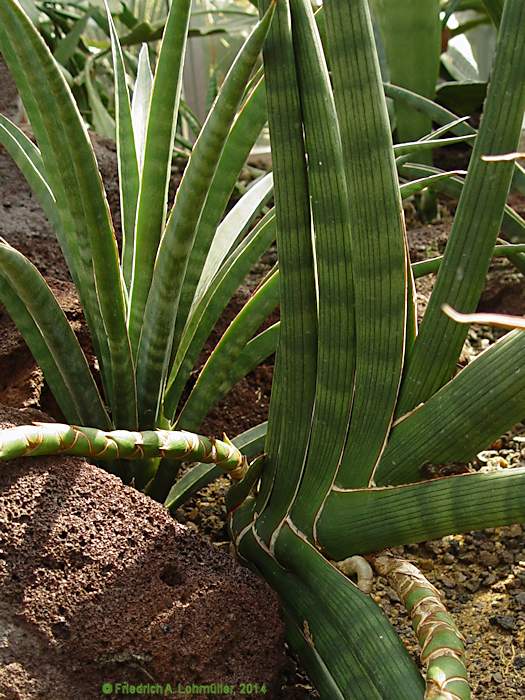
0,0 -> 278,492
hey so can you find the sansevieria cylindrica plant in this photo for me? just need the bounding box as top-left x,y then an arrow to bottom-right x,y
1,0 -> 525,697
228,0 -> 524,697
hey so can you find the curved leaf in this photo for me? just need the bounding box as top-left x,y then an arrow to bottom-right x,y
325,0 -> 408,490
377,329 -> 525,485
318,467 -> 525,558
384,81 -> 525,196
284,0 -> 356,533
0,243 -> 110,428
253,0 -> 317,541
234,525 -> 425,699
0,115 -> 58,231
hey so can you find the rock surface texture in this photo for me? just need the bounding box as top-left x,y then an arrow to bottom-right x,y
0,405 -> 286,699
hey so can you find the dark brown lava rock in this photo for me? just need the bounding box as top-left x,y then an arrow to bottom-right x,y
0,405 -> 286,699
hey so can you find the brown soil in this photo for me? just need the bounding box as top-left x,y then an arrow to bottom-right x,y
0,404 -> 286,700
0,58 -> 18,121
1,75 -> 524,697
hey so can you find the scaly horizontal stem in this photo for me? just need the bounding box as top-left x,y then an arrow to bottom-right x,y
374,554 -> 471,700
0,423 -> 247,479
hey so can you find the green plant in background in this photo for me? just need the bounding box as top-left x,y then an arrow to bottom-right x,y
126,0 -> 169,23
369,0 -> 489,222
1,0 -> 525,698
183,1 -> 260,122
370,0 -> 441,147
369,0 -> 442,220
370,0 -> 506,140
15,0 -> 250,143
371,0 -> 525,231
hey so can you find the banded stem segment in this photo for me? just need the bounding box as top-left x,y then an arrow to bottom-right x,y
0,424 -> 247,479
374,554 -> 471,700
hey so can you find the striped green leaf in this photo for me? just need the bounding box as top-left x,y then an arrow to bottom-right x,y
376,329 -> 525,485
393,134 -> 476,157
324,0 -> 408,490
234,525 -> 425,699
412,243 -> 525,278
252,0 -> 318,542
135,5 -> 275,429
399,170 -> 467,199
399,163 -> 525,246
284,0 -> 356,534
0,242 -> 110,429
384,81 -> 525,196
317,467 -> 525,558
127,0 -> 192,354
283,613 -> 345,700
0,12 -> 109,385
218,322 -> 279,405
192,173 -> 274,309
106,2 -> 140,294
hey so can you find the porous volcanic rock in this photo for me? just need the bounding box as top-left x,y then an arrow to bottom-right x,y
0,405 -> 286,699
